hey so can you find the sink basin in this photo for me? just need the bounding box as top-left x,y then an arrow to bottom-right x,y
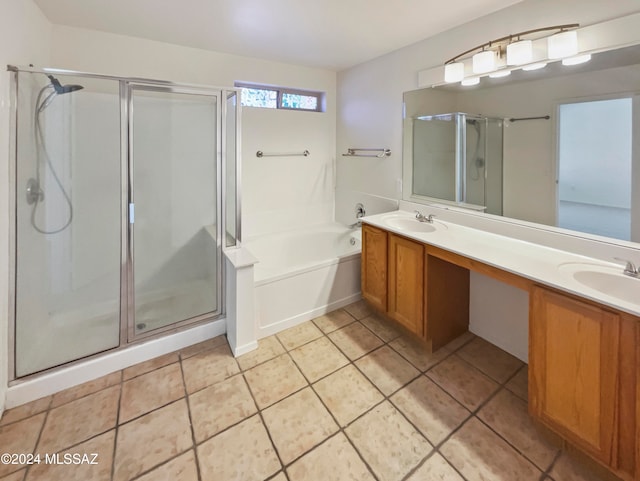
558,262 -> 640,305
383,216 -> 437,233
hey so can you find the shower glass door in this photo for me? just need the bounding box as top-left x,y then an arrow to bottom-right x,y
129,86 -> 221,338
14,72 -> 122,377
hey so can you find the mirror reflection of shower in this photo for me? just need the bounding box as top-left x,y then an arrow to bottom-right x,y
28,74 -> 84,234
466,118 -> 485,181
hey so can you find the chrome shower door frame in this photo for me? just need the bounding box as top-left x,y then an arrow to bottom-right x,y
124,82 -> 224,343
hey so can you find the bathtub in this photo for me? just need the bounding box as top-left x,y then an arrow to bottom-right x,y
244,223 -> 362,337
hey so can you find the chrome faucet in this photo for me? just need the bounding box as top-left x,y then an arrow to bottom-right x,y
349,203 -> 366,228
414,210 -> 435,223
614,257 -> 640,278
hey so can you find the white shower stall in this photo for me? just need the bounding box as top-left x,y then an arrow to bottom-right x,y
10,67 -> 239,378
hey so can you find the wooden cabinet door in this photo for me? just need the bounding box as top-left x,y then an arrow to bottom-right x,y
388,233 -> 424,337
361,224 -> 388,312
529,286 -> 620,465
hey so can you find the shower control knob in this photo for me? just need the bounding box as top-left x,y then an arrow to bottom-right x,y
26,178 -> 44,205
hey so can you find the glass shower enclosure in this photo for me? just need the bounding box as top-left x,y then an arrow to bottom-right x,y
9,67 -> 239,378
411,112 -> 504,215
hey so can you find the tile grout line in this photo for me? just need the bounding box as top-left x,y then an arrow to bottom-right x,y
180,351 -> 206,481
110,371 -> 124,481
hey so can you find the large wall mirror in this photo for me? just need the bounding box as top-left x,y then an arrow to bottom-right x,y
403,43 -> 640,243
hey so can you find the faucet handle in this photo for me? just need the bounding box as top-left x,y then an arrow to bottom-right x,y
414,210 -> 424,220
614,257 -> 638,275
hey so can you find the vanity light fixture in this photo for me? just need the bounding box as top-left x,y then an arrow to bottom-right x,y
506,39 -> 533,65
444,62 -> 465,82
473,50 -> 497,74
443,24 -> 583,84
547,30 -> 578,59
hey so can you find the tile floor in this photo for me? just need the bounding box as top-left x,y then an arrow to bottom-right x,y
0,300 -> 609,481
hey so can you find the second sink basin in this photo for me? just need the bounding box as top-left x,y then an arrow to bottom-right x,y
558,262 -> 640,305
383,216 -> 437,233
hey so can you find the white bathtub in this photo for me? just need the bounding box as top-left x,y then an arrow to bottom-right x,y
244,224 -> 362,337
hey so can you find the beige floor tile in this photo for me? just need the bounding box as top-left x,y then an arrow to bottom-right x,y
290,337 -> 349,382
312,309 -> 355,333
190,374 -> 257,443
178,335 -> 228,359
0,413 -> 45,478
236,336 -> 285,371
355,346 -> 420,396
122,352 -> 179,381
346,401 -> 432,481
506,365 -> 529,401
269,473 -> 288,481
38,385 -> 119,454
244,354 -> 307,409
391,376 -> 469,445
360,312 -> 402,342
426,356 -> 499,411
26,430 -> 115,481
182,343 -> 239,394
406,453 -> 464,481
343,300 -> 374,320
287,433 -> 375,481
113,399 -> 192,481
119,363 -> 185,423
441,417 -> 541,481
276,321 -> 323,350
442,331 -> 476,352
262,387 -> 339,464
457,337 -> 523,383
389,336 -> 450,371
549,453 -> 608,481
50,371 -> 121,408
329,322 -> 384,360
197,415 -> 280,481
0,470 -> 25,481
478,389 -> 558,470
0,397 -> 50,426
314,365 -> 384,427
135,450 -> 198,481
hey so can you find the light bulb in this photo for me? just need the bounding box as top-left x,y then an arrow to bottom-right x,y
461,77 -> 480,86
522,62 -> 547,71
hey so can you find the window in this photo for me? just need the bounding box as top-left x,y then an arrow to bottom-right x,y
235,82 -> 324,112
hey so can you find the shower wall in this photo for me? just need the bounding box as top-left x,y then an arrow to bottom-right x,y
50,25 -> 337,239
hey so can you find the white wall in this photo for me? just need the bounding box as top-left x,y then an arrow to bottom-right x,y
50,26 -> 337,239
337,0 -> 640,359
0,0 -> 52,413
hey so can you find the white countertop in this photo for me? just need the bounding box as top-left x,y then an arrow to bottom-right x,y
362,210 -> 640,318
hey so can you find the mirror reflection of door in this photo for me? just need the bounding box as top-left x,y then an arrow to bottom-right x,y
557,97 -> 633,241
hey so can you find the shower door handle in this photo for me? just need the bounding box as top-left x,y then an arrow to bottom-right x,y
129,203 -> 135,224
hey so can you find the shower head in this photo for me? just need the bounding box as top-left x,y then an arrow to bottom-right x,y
47,75 -> 84,95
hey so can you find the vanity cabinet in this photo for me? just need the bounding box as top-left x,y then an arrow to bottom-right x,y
361,224 -> 469,348
388,233 -> 425,336
529,285 -> 639,481
361,224 -> 388,312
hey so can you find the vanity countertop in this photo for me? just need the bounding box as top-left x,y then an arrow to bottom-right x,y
362,210 -> 640,318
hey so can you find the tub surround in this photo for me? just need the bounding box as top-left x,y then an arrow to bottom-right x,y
245,223 -> 362,338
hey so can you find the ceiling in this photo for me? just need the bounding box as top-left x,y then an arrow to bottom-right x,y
34,0 -> 523,71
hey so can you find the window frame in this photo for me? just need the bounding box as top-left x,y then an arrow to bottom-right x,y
235,82 -> 324,112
